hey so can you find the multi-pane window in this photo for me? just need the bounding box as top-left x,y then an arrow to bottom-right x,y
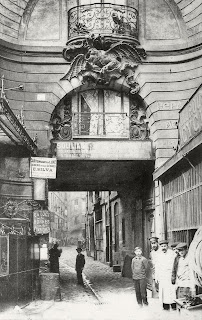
72,89 -> 129,138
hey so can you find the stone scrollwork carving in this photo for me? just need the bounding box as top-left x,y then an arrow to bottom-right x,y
130,103 -> 149,140
61,35 -> 146,94
50,97 -> 72,140
111,10 -> 137,36
4,200 -> 18,218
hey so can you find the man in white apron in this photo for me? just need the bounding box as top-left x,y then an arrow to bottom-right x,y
155,239 -> 176,310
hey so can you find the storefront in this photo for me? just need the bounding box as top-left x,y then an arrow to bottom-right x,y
154,84 -> 202,244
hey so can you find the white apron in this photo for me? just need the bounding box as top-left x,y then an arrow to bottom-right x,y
155,249 -> 176,304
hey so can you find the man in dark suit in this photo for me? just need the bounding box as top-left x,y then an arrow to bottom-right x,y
75,247 -> 85,285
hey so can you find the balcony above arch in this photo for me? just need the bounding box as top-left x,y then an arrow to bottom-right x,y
0,0 -> 201,50
67,3 -> 139,45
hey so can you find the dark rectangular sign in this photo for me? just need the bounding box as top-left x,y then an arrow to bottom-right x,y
179,85 -> 202,147
33,210 -> 50,235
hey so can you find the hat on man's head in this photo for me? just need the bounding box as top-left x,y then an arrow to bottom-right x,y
159,239 -> 169,245
171,242 -> 179,248
175,242 -> 188,250
76,247 -> 82,252
149,236 -> 159,242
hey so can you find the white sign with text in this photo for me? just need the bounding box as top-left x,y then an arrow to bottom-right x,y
56,141 -> 152,160
30,157 -> 57,179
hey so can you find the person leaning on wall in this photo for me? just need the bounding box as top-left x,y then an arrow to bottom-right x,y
149,236 -> 160,298
171,242 -> 196,299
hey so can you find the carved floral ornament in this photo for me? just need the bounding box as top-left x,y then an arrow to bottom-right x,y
0,199 -> 41,219
61,34 -> 146,94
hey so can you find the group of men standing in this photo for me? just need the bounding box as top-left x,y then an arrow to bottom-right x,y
149,237 -> 195,310
131,236 -> 195,310
49,239 -> 195,310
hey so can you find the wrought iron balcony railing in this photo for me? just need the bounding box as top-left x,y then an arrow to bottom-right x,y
72,112 -> 129,138
68,3 -> 138,40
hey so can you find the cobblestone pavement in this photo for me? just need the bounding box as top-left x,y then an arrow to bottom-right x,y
0,246 -> 185,320
60,246 -> 134,303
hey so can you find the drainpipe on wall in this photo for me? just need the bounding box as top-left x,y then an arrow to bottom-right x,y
158,180 -> 166,239
93,209 -> 97,260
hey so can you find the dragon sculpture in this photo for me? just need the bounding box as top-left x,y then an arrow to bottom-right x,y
61,35 -> 146,94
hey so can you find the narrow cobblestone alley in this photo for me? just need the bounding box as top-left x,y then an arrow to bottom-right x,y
0,246 -> 185,320
60,246 -> 135,304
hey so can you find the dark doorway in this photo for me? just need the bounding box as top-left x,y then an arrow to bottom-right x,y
106,226 -> 110,262
109,206 -> 113,267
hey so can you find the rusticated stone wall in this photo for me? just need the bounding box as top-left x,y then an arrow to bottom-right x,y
0,157 -> 32,202
174,0 -> 202,45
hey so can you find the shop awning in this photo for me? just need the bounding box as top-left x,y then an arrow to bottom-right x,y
0,97 -> 37,155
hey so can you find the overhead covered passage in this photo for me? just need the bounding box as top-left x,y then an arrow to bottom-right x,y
48,159 -> 154,191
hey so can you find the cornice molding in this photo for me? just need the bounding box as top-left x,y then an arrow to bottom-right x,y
0,39 -> 202,66
0,178 -> 32,186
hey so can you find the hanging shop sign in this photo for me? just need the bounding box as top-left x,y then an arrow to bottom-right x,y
0,236 -> 9,276
179,85 -> 202,147
33,210 -> 50,235
30,157 -> 57,179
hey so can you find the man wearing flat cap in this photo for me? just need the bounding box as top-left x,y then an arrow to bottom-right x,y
171,242 -> 180,255
171,243 -> 196,299
155,239 -> 176,310
149,236 -> 160,298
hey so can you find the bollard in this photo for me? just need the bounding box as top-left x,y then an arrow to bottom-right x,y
40,273 -> 60,300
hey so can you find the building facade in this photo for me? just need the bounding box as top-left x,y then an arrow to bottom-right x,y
48,191 -> 68,245
154,85 -> 202,245
64,192 -> 86,246
86,179 -> 154,267
0,93 -> 40,302
0,0 -> 202,296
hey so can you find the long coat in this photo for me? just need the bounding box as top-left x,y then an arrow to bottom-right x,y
155,249 -> 176,304
49,247 -> 61,273
75,253 -> 85,271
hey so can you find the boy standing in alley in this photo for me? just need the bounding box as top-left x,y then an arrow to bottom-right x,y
131,247 -> 149,307
75,247 -> 85,285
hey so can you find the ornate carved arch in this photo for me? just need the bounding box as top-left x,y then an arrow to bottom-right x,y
50,89 -> 149,141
